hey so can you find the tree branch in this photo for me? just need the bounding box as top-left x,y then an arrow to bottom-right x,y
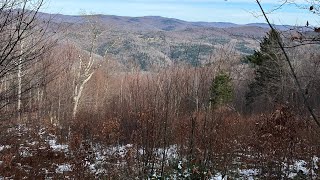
256,0 -> 320,128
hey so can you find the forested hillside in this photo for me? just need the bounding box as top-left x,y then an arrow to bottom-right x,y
42,13 -> 271,70
0,0 -> 320,179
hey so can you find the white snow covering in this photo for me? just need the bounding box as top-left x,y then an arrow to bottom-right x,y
294,160 -> 309,174
55,164 -> 72,173
19,146 -> 32,157
283,157 -> 319,179
178,161 -> 182,169
105,144 -> 133,158
210,173 -> 223,180
239,168 -> 259,177
0,145 -> 11,152
313,156 -> 319,170
48,139 -> 68,152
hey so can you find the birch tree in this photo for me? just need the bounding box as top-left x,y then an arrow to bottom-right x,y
71,15 -> 118,118
72,46 -> 97,118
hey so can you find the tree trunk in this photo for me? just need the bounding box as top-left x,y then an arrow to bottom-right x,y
17,42 -> 23,122
72,72 -> 94,118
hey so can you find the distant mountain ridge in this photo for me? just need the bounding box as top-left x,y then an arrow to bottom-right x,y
38,12 -> 306,70
38,12 -> 296,31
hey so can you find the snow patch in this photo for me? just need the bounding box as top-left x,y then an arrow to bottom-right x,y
19,147 -> 32,157
239,168 -> 259,177
178,161 -> 182,170
0,145 -> 11,152
211,172 -> 223,180
48,140 -> 68,152
55,164 -> 72,173
313,156 -> 319,169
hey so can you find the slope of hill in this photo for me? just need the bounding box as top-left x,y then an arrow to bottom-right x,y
40,13 -> 294,70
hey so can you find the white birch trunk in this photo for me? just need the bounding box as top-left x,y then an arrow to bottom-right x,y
72,44 -> 96,118
57,76 -> 61,122
72,71 -> 94,118
4,76 -> 7,112
71,22 -> 114,118
17,42 -> 23,122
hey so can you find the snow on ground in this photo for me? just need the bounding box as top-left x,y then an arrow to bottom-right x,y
48,139 -> 68,152
1,126 -> 319,179
77,143 -> 320,179
282,157 -> 319,179
55,164 -> 72,173
313,156 -> 319,169
19,146 -> 32,157
238,168 -> 259,177
0,145 -> 11,152
211,172 -> 223,180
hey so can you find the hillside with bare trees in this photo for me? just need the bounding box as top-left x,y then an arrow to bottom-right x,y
0,0 -> 320,179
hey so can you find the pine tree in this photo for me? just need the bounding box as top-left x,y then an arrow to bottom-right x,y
210,72 -> 233,108
245,30 -> 288,107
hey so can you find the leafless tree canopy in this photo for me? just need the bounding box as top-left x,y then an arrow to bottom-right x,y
0,0 -> 52,79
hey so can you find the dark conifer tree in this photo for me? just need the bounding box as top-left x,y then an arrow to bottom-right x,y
245,30 -> 288,108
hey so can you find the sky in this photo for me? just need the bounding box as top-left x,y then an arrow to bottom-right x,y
41,0 -> 318,25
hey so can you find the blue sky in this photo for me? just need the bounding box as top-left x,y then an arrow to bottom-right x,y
42,0 -> 317,25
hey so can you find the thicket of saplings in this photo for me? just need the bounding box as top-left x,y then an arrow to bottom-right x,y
1,29 -> 320,178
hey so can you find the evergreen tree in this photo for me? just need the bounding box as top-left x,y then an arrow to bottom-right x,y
245,30 -> 288,107
210,72 -> 233,108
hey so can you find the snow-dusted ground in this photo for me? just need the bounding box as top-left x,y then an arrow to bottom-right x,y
0,126 -> 319,179
284,157 -> 320,179
0,145 -> 11,152
48,139 -> 68,152
55,164 -> 72,173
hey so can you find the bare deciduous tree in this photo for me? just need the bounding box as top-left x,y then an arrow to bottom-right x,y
0,0 -> 56,120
